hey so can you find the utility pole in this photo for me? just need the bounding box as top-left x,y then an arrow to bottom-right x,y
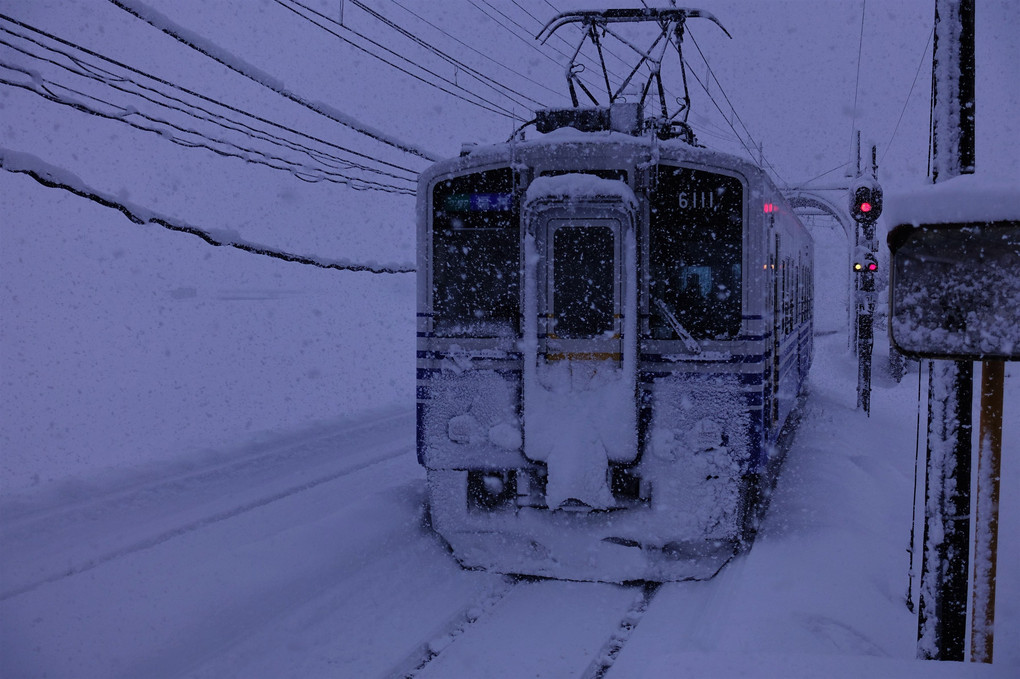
848,132 -> 882,415
916,0 -> 976,661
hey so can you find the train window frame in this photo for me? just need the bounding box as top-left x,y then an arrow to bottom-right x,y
429,166 -> 521,338
647,164 -> 746,342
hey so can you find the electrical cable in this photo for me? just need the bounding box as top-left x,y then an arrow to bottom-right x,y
0,149 -> 416,274
0,56 -> 412,194
106,0 -> 442,162
0,34 -> 418,189
0,13 -> 422,180
848,0 -> 867,165
273,0 -> 524,119
386,0 -> 563,103
882,26 -> 933,164
346,0 -> 550,110
684,29 -> 787,186
674,42 -> 784,185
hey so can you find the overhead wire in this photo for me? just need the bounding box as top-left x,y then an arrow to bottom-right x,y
0,149 -> 415,274
683,28 -> 788,186
0,59 -> 413,194
272,0 -> 527,120
385,0 -> 563,103
345,0 -> 550,110
848,0 -> 867,165
106,0 -> 442,162
0,24 -> 415,193
464,0 -> 608,99
0,13 -> 420,181
881,26 -> 933,164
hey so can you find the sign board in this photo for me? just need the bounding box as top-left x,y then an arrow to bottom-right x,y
887,220 -> 1020,360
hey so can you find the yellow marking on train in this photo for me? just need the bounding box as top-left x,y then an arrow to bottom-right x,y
545,352 -> 622,362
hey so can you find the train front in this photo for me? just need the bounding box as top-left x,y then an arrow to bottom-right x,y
416,114 -> 771,583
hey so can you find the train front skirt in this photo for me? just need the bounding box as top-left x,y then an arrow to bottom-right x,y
427,467 -> 736,583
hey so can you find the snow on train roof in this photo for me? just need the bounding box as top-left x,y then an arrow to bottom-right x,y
524,172 -> 638,208
428,125 -> 763,178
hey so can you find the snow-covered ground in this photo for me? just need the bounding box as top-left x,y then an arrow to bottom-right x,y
2,0 -> 1019,676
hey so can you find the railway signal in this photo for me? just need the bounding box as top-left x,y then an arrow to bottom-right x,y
850,182 -> 883,225
852,259 -> 877,273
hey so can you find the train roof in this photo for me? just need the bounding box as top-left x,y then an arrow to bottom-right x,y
420,126 -> 772,191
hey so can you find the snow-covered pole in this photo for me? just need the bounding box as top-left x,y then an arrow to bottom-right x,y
915,0 -> 975,662
970,361 -> 1004,663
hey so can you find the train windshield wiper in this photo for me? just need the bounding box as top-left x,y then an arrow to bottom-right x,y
653,297 -> 701,354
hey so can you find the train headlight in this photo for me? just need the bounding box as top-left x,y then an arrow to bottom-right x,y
448,414 -> 481,444
488,422 -> 522,450
686,418 -> 724,451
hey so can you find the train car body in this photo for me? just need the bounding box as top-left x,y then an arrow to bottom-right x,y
416,105 -> 812,582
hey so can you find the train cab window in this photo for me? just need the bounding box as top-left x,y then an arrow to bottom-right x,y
431,168 -> 519,337
552,224 -> 616,338
649,166 -> 743,340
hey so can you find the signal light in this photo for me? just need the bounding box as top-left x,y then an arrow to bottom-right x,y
853,260 -> 878,273
850,184 -> 883,223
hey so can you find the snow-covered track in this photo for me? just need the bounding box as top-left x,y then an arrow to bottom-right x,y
1,408 -> 414,601
394,578 -> 660,679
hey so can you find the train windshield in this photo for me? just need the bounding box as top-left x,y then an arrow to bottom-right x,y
552,224 -> 616,338
649,166 -> 743,340
431,168 -> 519,337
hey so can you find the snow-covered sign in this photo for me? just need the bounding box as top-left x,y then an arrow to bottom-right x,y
887,219 -> 1020,360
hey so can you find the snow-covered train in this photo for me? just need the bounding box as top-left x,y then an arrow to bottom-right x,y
416,102 -> 812,582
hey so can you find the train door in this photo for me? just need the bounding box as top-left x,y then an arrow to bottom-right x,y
522,196 -> 638,509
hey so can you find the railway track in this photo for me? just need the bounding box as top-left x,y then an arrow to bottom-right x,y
391,576 -> 670,679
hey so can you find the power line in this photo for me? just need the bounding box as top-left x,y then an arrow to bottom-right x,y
848,0 -> 867,165
273,0 -> 525,120
882,26 -> 933,164
346,0 -> 550,110
0,63 -> 413,195
0,13 -> 421,180
0,148 -> 415,274
0,33 -> 414,193
106,0 -> 441,162
464,0 -> 605,98
683,29 -> 787,186
386,0 -> 562,103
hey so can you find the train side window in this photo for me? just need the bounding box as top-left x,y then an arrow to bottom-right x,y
649,166 -> 743,340
431,168 -> 519,337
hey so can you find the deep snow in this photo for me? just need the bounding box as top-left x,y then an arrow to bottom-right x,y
2,0 -> 1019,676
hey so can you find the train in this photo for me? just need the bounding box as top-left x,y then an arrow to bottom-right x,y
415,11 -> 813,583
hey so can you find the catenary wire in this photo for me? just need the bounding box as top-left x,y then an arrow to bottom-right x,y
0,150 -> 415,274
0,25 -> 418,188
345,0 -> 551,110
0,65 -> 413,195
0,14 -> 421,180
386,0 -> 563,103
106,0 -> 442,162
881,26 -> 933,164
683,28 -> 788,186
848,0 -> 867,165
272,0 -> 525,119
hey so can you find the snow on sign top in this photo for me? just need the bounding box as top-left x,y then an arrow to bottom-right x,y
884,172 -> 1020,226
524,173 -> 638,209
